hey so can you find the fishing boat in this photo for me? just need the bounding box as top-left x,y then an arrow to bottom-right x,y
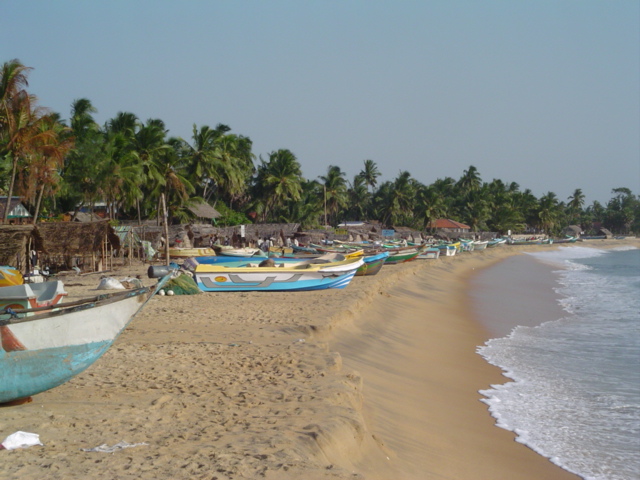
434,243 -> 457,256
355,251 -> 389,276
472,240 -> 488,251
506,237 -> 553,245
183,255 -> 364,292
0,266 -> 24,288
291,244 -> 319,254
0,270 -> 173,404
216,246 -> 266,257
0,281 -> 67,311
487,238 -> 506,248
460,239 -> 475,252
310,244 -> 365,258
417,247 -> 440,259
552,236 -> 578,244
384,247 -> 422,264
163,247 -> 217,258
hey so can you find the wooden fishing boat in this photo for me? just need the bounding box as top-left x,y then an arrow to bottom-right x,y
0,281 -> 67,311
0,271 -> 173,404
417,247 -> 440,259
310,244 -> 365,258
472,240 -> 488,250
0,266 -> 24,288
355,251 -> 389,276
291,244 -> 319,254
184,255 -> 364,292
384,248 -> 421,264
487,238 -> 506,248
434,243 -> 457,256
506,237 -> 553,245
460,239 -> 475,252
217,246 -> 266,257
163,247 -> 217,258
552,236 -> 578,244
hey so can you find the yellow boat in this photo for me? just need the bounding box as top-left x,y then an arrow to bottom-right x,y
0,266 -> 24,287
162,247 -> 217,259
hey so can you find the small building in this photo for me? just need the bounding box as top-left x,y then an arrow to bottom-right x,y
0,197 -> 32,224
428,219 -> 471,234
188,202 -> 222,223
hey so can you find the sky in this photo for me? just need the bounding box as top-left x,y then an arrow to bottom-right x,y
2,0 -> 639,206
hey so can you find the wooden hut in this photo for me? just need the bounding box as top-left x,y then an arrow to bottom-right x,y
0,225 -> 43,272
0,197 -> 32,224
35,220 -> 120,272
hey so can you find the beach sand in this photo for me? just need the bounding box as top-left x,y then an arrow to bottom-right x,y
1,238 -> 637,479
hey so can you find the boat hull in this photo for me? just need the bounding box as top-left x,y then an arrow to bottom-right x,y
0,276 -> 170,404
384,250 -> 421,264
0,281 -> 67,310
356,252 -> 389,276
192,257 -> 363,292
0,266 -> 24,288
417,248 -> 440,259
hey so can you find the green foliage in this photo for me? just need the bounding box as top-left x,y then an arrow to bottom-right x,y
2,62 -> 638,234
214,202 -> 251,226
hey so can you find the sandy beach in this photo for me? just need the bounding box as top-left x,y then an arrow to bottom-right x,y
1,238 -> 637,479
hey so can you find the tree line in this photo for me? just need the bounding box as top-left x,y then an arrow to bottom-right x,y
1,59 -> 638,235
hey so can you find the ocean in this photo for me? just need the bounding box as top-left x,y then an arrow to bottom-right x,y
476,245 -> 640,480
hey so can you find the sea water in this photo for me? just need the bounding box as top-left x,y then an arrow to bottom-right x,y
478,246 -> 640,480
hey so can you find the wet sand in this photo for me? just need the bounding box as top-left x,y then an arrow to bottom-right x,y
1,238 -> 637,479
469,254 -> 568,338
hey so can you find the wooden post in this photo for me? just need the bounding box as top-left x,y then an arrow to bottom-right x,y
161,194 -> 170,266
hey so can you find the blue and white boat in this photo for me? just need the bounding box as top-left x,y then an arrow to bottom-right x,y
185,255 -> 364,292
0,271 -> 172,404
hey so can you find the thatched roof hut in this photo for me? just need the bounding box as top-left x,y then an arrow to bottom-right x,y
0,225 -> 43,269
563,225 -> 582,237
188,202 -> 221,222
0,220 -> 119,272
36,220 -> 120,272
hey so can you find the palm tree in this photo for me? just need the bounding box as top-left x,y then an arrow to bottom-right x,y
460,189 -> 491,232
536,192 -> 562,234
319,165 -> 348,226
457,165 -> 482,194
567,188 -> 585,224
346,175 -> 369,221
359,159 -> 380,193
415,185 -> 447,231
375,171 -> 416,227
178,124 -> 254,207
20,113 -> 74,222
60,98 -> 106,217
252,149 -> 303,222
0,59 -> 51,223
147,147 -> 197,223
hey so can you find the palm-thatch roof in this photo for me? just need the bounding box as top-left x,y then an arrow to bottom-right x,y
0,225 -> 43,267
36,220 -> 120,256
188,202 -> 221,220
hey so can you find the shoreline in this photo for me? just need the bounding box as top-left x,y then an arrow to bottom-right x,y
1,238 -> 637,479
329,245 -> 583,479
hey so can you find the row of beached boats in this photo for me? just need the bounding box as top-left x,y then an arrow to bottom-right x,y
0,233 -> 555,404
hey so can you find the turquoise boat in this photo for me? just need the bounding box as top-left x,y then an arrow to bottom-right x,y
0,270 -> 173,404
356,251 -> 389,276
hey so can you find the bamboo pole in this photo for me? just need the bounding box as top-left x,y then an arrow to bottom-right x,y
161,194 -> 170,267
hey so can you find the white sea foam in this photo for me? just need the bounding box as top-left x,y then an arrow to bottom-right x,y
478,247 -> 640,480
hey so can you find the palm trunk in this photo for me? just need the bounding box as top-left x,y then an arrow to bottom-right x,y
2,155 -> 19,223
33,183 -> 45,224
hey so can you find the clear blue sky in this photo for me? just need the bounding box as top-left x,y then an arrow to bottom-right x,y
2,0 -> 638,206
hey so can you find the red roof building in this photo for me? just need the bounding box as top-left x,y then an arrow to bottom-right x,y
428,219 -> 470,232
